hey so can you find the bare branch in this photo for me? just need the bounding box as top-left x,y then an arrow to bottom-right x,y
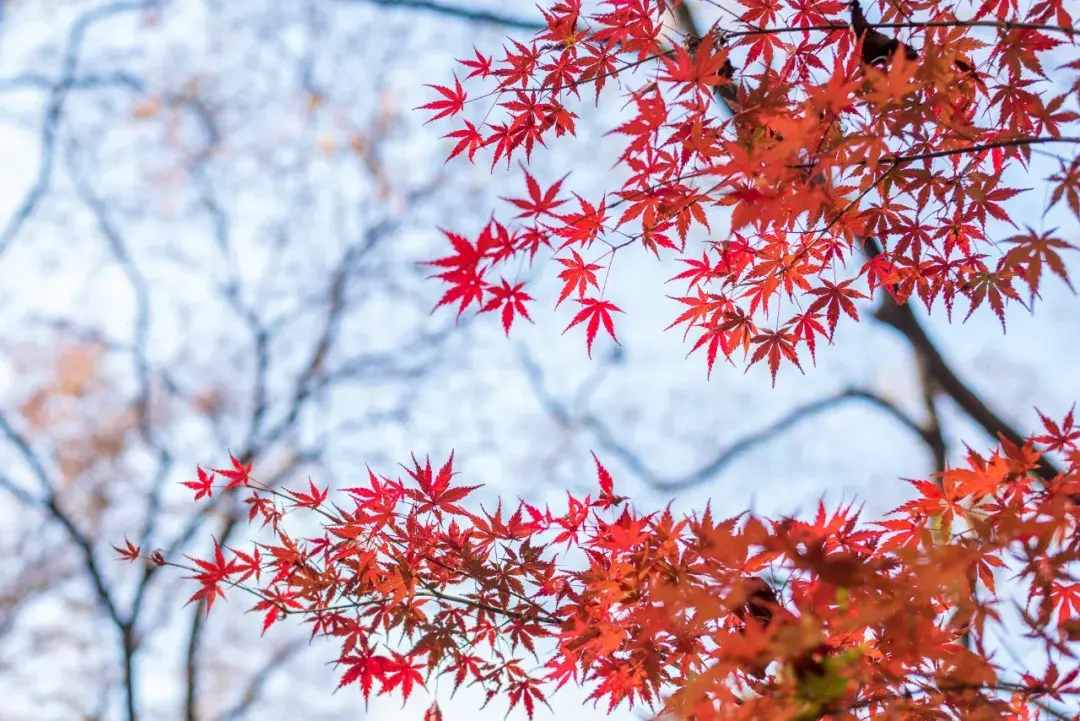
0,0 -> 164,260
517,347 -> 935,492
333,0 -> 544,30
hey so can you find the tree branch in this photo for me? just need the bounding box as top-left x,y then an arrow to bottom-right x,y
518,346 -> 935,492
333,0 -> 544,30
866,237 -> 1062,484
672,1 -> 1064,488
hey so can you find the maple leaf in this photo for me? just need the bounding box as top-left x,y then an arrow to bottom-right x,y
418,74 -> 467,124
404,451 -> 481,517
443,119 -> 484,163
1033,406 -> 1080,452
287,477 -> 329,509
184,537 -> 239,616
423,228 -> 487,275
507,676 -> 550,719
380,652 -> 426,701
113,536 -> 141,562
228,545 -> 262,584
215,453 -> 253,490
658,43 -> 734,101
1048,158 -> 1080,219
181,466 -> 215,501
806,278 -> 865,338
251,586 -> 300,634
863,45 -> 920,107
1002,227 -> 1075,300
555,194 -> 607,249
563,297 -> 622,357
503,169 -> 568,219
667,251 -> 717,289
431,265 -> 488,319
480,278 -> 534,335
458,47 -> 493,80
748,329 -> 803,387
555,250 -> 602,308
337,650 -> 390,705
592,451 -> 627,509
961,268 -> 1024,330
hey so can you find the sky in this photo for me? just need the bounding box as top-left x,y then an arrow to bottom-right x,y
0,0 -> 1077,719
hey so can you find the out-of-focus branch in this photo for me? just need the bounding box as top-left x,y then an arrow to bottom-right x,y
214,638 -> 307,721
0,0 -> 165,261
517,347 -> 937,493
334,0 -> 544,30
0,412 -> 135,718
914,348 -> 947,476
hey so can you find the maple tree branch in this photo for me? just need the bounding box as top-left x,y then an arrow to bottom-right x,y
674,1 -> 1064,487
915,352 -> 948,476
794,137 -> 1080,172
866,239 -> 1062,485
332,0 -> 544,30
726,18 -> 1080,38
417,582 -> 557,624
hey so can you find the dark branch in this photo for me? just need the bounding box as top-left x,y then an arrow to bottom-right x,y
333,0 -> 544,30
866,238 -> 1062,484
517,346 -> 934,493
672,1 -> 1064,488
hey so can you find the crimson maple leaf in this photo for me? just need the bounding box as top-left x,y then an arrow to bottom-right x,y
458,47 -> 493,80
215,453 -> 253,489
403,451 -> 481,517
286,478 -> 329,509
184,537 -> 239,616
418,73 -> 466,124
182,466 -> 215,501
748,329 -> 804,387
113,536 -> 141,562
336,650 -> 389,705
503,169 -> 568,219
563,297 -> 622,357
480,279 -> 534,335
444,119 -> 484,163
555,250 -> 602,308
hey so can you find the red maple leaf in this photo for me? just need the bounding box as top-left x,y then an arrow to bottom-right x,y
184,537 -> 238,616
182,466 -> 215,501
563,297 -> 622,357
480,278 -> 534,335
113,536 -> 141,562
403,451 -> 481,517
555,250 -> 602,308
748,329 -> 803,387
215,453 -> 253,490
503,169 -> 568,219
418,74 -> 466,124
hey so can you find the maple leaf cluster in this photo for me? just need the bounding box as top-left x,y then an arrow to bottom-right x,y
418,0 -> 1077,383
146,412 -> 1080,719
